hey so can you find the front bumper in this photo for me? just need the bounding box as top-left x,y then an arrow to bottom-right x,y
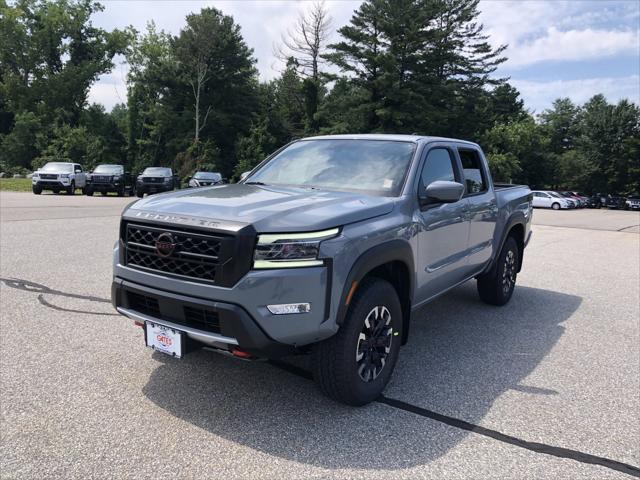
33,180 -> 70,188
113,241 -> 334,349
112,278 -> 295,357
88,182 -> 123,191
137,182 -> 172,193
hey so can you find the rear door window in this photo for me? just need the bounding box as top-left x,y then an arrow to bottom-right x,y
458,148 -> 487,194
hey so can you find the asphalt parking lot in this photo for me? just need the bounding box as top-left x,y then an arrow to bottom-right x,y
1,191 -> 639,479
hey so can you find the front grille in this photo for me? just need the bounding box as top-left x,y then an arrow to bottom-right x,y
40,174 -> 57,180
124,223 -> 226,283
143,177 -> 164,183
93,175 -> 111,183
127,291 -> 160,317
125,290 -> 221,334
183,306 -> 221,333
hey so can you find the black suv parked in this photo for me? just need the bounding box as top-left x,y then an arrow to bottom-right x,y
605,195 -> 626,209
135,167 -> 178,197
85,164 -> 134,196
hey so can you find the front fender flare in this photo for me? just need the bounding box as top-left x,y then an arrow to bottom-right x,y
336,239 -> 414,343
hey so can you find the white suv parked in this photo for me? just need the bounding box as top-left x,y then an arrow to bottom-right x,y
32,162 -> 87,195
531,190 -> 573,210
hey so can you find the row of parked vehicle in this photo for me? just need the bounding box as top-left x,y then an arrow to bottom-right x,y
531,190 -> 640,210
31,162 -> 224,197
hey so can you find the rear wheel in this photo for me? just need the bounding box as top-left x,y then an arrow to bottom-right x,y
477,236 -> 519,306
313,277 -> 402,406
551,202 -> 560,210
117,186 -> 125,197
85,187 -> 94,196
101,191 -> 108,196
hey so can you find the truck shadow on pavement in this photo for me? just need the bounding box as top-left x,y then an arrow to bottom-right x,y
142,283 -> 581,470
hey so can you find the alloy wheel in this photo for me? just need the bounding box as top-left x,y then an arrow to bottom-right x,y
356,306 -> 393,382
502,249 -> 516,295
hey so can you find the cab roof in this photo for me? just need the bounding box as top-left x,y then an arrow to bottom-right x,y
302,133 -> 479,147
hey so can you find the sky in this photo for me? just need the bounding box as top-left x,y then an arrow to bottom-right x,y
90,0 -> 640,114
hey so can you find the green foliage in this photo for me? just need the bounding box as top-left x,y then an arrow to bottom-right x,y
0,178 -> 33,191
0,0 -> 637,195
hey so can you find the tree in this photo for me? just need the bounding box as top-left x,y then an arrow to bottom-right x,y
172,8 -> 258,176
325,0 -> 508,135
275,2 -> 332,132
275,1 -> 332,82
482,116 -> 551,188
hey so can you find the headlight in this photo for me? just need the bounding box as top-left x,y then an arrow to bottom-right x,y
32,173 -> 39,178
59,174 -> 70,178
163,177 -> 171,183
253,228 -> 339,269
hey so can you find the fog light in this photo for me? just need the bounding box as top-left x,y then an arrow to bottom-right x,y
267,303 -> 311,315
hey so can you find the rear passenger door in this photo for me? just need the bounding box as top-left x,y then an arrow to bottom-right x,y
415,145 -> 471,303
456,147 -> 498,272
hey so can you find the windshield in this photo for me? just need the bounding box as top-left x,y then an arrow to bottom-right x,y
142,167 -> 171,176
93,165 -> 123,174
549,192 -> 564,198
194,172 -> 221,180
246,139 -> 415,196
40,162 -> 73,173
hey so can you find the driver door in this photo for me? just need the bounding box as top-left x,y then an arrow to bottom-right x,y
415,145 -> 470,303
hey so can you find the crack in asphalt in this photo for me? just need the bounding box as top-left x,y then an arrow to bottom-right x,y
37,294 -> 120,316
0,277 -> 111,303
268,362 -> 640,478
2,277 -> 639,477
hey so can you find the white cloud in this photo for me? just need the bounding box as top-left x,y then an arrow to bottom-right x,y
479,0 -> 639,68
511,75 -> 640,113
507,27 -> 638,67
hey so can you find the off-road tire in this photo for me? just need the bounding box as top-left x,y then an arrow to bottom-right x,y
312,277 -> 402,406
477,236 -> 519,306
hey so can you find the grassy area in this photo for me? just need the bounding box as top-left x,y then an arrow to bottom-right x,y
0,178 -> 32,192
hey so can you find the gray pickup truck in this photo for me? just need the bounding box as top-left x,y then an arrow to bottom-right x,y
112,134 -> 532,405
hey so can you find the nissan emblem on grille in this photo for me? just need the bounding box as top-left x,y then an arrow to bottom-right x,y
155,232 -> 177,257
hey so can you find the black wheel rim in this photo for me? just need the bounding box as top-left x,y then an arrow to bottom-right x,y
356,306 -> 393,382
502,249 -> 516,295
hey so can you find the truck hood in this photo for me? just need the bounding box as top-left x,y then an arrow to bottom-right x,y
127,184 -> 396,232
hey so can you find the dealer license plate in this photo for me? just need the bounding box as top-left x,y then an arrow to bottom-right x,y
145,322 -> 183,358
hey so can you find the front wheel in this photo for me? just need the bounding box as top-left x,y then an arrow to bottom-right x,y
312,278 -> 402,406
66,181 -> 75,195
32,185 -> 42,195
551,202 -> 560,210
477,236 -> 519,306
136,189 -> 144,198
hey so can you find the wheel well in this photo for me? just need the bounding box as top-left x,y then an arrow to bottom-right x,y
507,223 -> 525,272
362,261 -> 412,345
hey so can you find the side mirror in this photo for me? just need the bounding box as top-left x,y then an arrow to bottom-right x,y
422,180 -> 465,205
240,171 -> 250,181
75,169 -> 82,173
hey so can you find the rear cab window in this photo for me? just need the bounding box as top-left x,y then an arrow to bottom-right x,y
458,148 -> 487,195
